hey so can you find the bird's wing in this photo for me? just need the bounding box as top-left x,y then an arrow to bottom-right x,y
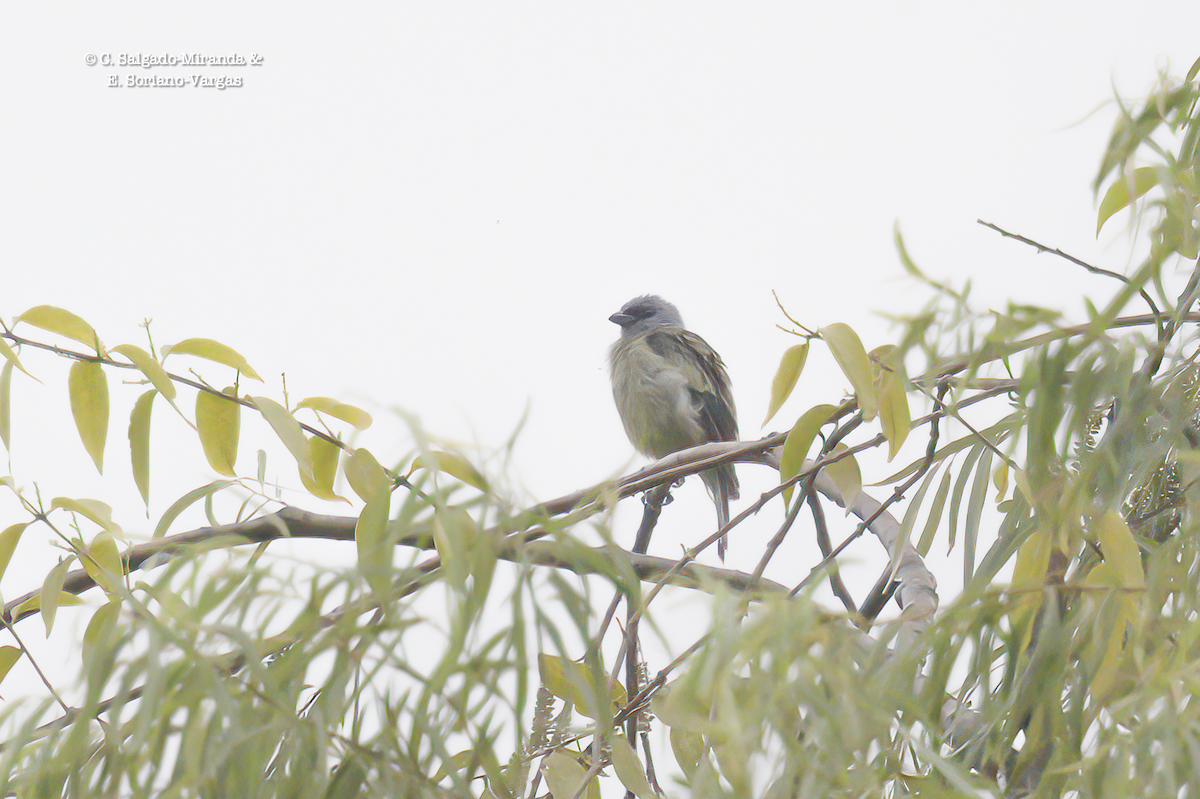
647,329 -> 739,444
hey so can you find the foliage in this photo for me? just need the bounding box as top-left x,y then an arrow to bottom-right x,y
0,56 -> 1199,798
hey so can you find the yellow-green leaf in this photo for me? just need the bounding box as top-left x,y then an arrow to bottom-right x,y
0,337 -> 34,379
0,522 -> 28,582
0,360 -> 11,452
609,736 -> 653,799
345,447 -> 390,504
153,480 -> 236,538
112,343 -> 177,400
295,397 -> 373,430
779,404 -> 837,508
83,601 -> 122,657
824,443 -> 862,506
83,532 -> 123,594
129,390 -> 155,506
821,323 -> 876,420
51,497 -> 123,537
1097,166 -> 1158,236
670,726 -> 706,780
300,435 -> 345,501
355,495 -> 391,602
251,396 -> 313,480
1094,511 -> 1145,589
0,645 -> 22,685
434,507 -> 477,593
542,750 -> 589,799
40,558 -> 74,635
196,388 -> 240,476
411,450 -> 488,492
763,343 -> 808,426
69,360 -> 109,473
162,338 -> 262,381
17,305 -> 104,355
877,369 -> 911,461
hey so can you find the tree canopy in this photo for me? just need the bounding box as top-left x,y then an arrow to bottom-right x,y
1,57 -> 1200,799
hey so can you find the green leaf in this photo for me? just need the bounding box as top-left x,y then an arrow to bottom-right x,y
0,360 -> 11,452
16,305 -> 104,355
251,396 -> 313,481
0,523 -> 28,583
83,601 -> 122,658
83,532 -> 123,594
161,338 -> 262,381
873,347 -> 911,461
69,360 -> 109,473
434,507 -> 477,593
963,448 -> 993,584
946,444 -> 985,555
112,343 -> 177,400
40,557 -> 74,635
129,390 -> 155,506
762,343 -> 808,426
610,736 -> 653,798
1095,511 -> 1145,589
196,388 -> 240,476
670,726 -> 706,780
0,336 -> 34,379
153,480 -> 237,538
542,750 -> 589,799
51,497 -> 123,537
1096,166 -> 1159,235
300,435 -> 346,501
820,323 -> 876,420
898,462 -> 943,561
410,450 -> 488,492
916,468 -> 953,557
824,443 -> 861,506
345,447 -> 390,504
355,495 -> 392,602
295,397 -> 373,430
0,645 -> 22,685
779,404 -> 837,508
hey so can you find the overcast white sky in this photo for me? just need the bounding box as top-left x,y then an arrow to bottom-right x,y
1,2 -> 1199,731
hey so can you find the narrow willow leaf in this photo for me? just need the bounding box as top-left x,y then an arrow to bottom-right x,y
0,337 -> 33,379
963,448 -> 994,584
1096,166 -> 1158,235
355,496 -> 391,602
947,444 -> 985,554
0,523 -> 28,582
820,324 -> 876,420
1094,511 -> 1145,589
779,404 -> 837,508
609,736 -> 653,799
83,532 -> 123,594
875,413 -> 1018,485
897,462 -> 944,563
434,508 -> 477,594
877,370 -> 911,461
51,498 -> 123,537
41,558 -> 73,635
411,450 -> 488,492
0,646 -> 21,685
916,468 -> 953,557
162,338 -> 262,381
129,390 -> 155,506
824,443 -> 862,506
16,305 -> 103,354
153,480 -> 236,538
300,435 -> 345,501
82,601 -> 121,657
196,388 -> 240,477
762,343 -> 808,426
112,343 -> 177,400
295,397 -> 373,430
251,396 -> 313,481
69,360 -> 109,473
542,750 -> 589,799
345,447 -> 389,504
670,726 -> 706,780
0,360 -> 11,452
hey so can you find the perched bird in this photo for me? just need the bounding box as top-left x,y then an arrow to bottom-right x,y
608,295 -> 739,556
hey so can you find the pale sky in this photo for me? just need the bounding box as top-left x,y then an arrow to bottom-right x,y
1,1 -> 1198,761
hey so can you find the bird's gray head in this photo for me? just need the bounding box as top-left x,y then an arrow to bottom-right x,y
609,295 -> 684,338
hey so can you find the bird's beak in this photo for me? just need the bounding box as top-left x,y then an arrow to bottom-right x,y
609,312 -> 634,327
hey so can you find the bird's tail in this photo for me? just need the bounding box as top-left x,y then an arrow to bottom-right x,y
705,463 -> 739,560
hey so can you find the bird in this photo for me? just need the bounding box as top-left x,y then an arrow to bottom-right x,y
608,295 -> 739,557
